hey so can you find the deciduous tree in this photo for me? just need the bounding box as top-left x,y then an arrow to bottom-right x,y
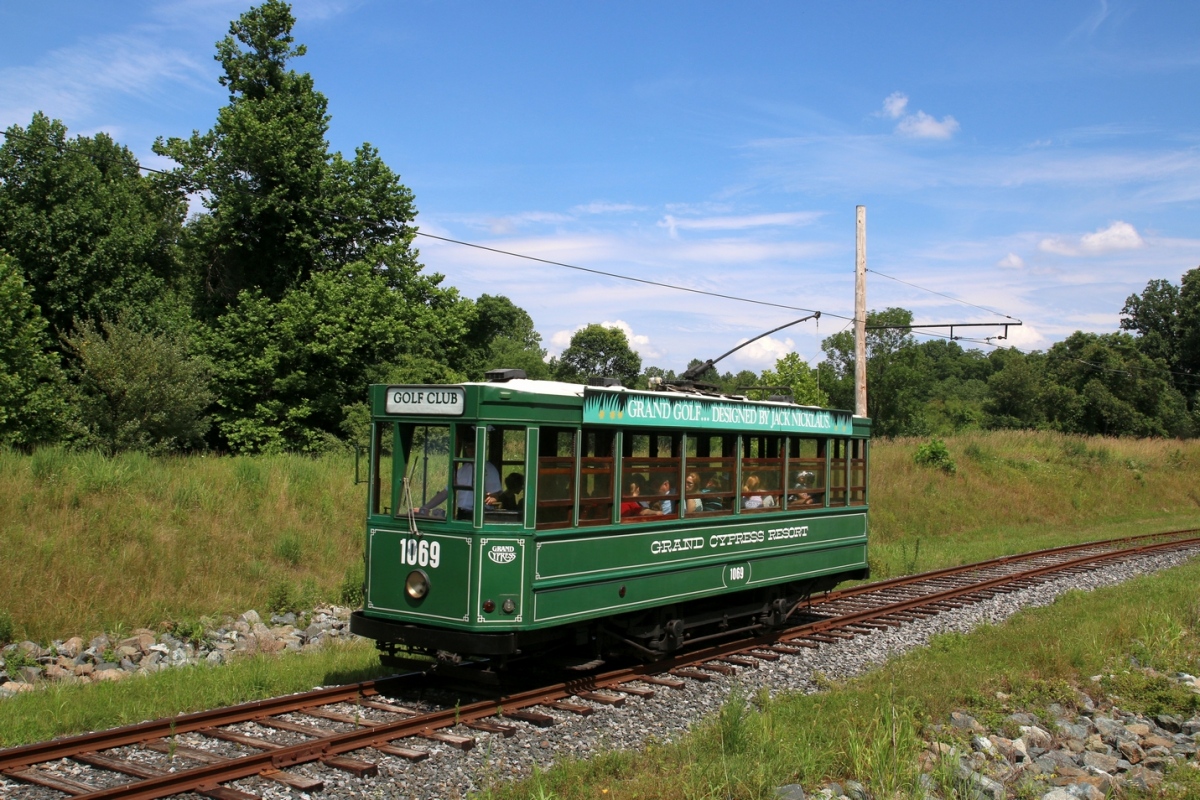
0,253 -> 70,448
555,324 -> 642,387
0,113 -> 185,338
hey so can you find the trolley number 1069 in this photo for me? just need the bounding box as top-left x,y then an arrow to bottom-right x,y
399,538 -> 441,569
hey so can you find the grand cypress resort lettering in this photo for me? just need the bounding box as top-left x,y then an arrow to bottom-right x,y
650,525 -> 810,555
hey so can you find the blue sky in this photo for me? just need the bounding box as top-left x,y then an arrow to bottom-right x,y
3,1 -> 1199,373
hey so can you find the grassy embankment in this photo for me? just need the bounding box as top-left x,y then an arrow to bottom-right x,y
2,431 -> 1197,645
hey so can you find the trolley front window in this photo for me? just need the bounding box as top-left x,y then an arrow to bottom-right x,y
397,423 -> 452,520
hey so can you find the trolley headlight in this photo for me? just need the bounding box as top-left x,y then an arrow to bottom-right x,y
405,570 -> 430,600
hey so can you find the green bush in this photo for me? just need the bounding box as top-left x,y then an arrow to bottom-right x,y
914,438 -> 957,475
0,609 -> 14,644
65,318 -> 213,454
340,561 -> 365,607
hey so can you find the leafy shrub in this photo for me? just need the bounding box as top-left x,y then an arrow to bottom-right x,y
266,580 -> 295,614
0,609 -> 14,644
914,438 -> 957,475
275,532 -> 303,567
65,318 -> 213,454
340,562 -> 365,607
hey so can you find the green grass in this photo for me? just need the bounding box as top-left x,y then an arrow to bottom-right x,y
2,432 -> 1199,643
0,448 -> 365,642
475,555 -> 1200,800
0,640 -> 387,748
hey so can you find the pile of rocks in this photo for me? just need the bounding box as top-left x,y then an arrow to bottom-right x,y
922,689 -> 1200,800
0,606 -> 359,697
786,673 -> 1200,800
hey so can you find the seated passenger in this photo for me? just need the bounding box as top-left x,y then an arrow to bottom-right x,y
701,475 -> 726,511
788,471 -> 816,505
620,477 -> 657,518
653,475 -> 676,515
760,473 -> 778,508
684,471 -> 704,513
487,472 -> 525,512
744,472 -> 763,510
419,438 -> 501,519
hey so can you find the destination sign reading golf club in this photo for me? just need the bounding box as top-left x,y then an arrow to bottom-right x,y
385,386 -> 465,415
584,388 -> 852,435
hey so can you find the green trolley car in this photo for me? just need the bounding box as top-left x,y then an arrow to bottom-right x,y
349,374 -> 870,665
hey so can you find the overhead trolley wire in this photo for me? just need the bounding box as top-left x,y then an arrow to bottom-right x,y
413,231 -> 849,320
867,266 -> 1023,323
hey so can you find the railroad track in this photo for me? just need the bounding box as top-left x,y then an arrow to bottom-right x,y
3,529 -> 1198,800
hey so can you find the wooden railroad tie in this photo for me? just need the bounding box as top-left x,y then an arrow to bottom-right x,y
373,743 -> 431,762
466,719 -> 518,737
503,709 -> 557,727
419,730 -> 475,751
576,691 -> 626,706
639,675 -> 686,689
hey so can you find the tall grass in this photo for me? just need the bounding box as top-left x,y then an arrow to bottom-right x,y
868,430 -> 1200,577
1,431 -> 1198,643
0,448 -> 364,642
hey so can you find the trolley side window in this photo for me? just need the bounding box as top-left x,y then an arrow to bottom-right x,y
683,435 -> 735,517
579,430 -> 615,526
398,423 -> 452,520
620,431 -> 681,522
829,438 -> 849,507
786,437 -> 826,508
849,439 -> 867,506
483,426 -> 526,524
536,427 -> 576,529
741,434 -> 784,512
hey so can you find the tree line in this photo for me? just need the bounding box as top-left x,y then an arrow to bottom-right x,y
2,1 -> 1197,453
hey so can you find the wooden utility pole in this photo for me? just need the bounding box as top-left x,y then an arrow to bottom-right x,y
854,206 -> 867,418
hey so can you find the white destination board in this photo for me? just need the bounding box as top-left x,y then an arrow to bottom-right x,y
385,386 -> 465,416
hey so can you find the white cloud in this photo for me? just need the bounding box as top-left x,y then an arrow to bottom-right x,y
1080,221 -> 1145,253
996,253 -> 1025,269
658,211 -> 822,238
1038,221 -> 1145,256
729,336 -> 795,367
896,110 -> 961,140
881,92 -> 908,119
874,93 -> 960,141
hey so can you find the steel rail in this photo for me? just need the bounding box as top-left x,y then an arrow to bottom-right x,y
0,676 -> 411,772
3,530 -> 1199,799
806,528 -> 1199,607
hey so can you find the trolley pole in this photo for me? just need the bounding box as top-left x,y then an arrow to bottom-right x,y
854,206 -> 867,418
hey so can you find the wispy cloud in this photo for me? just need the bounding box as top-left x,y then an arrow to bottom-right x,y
572,201 -> 644,215
996,253 -> 1025,269
1039,221 -> 1145,256
0,35 -> 210,129
658,211 -> 823,237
